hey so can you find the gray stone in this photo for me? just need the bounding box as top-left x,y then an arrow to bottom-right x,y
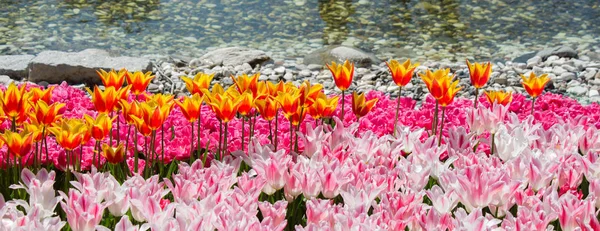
567,86 -> 588,96
196,47 -> 271,68
589,89 -> 599,97
303,45 -> 380,68
283,72 -> 294,81
536,46 -> 578,61
29,49 -> 152,85
307,64 -> 322,71
298,70 -> 311,77
274,66 -> 286,74
0,55 -> 34,79
512,52 -> 536,63
526,56 -> 542,68
560,72 -> 576,81
0,75 -> 15,85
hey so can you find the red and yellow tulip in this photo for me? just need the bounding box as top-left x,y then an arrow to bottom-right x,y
326,60 -> 354,91
255,97 -> 279,121
119,100 -> 143,125
102,143 -> 126,164
31,101 -> 65,126
0,83 -> 29,120
466,60 -> 492,88
181,72 -> 214,96
126,71 -> 154,96
175,94 -> 203,122
131,102 -> 171,131
27,86 -> 54,105
438,81 -> 461,107
231,73 -> 260,96
386,59 -> 419,87
84,113 -> 115,140
308,93 -> 339,120
419,68 -> 456,100
48,119 -> 87,151
205,95 -> 241,123
485,90 -> 513,106
276,91 -> 301,119
97,69 -> 126,90
521,73 -> 550,98
351,91 -> 378,119
1,130 -> 33,158
87,86 -> 119,113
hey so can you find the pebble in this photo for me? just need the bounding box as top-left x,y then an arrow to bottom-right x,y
567,86 -> 588,96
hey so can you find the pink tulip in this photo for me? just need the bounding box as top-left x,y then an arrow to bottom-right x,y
258,201 -> 288,229
59,189 -> 105,231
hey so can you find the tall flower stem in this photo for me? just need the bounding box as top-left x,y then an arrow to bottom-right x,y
241,116 -> 245,153
438,107 -> 446,146
268,120 -> 273,145
490,133 -> 496,155
218,121 -> 223,160
274,112 -> 279,150
124,125 -> 131,158
196,114 -> 201,164
109,112 -> 114,145
93,141 -> 100,168
393,87 -> 402,136
289,122 -> 294,153
189,121 -> 195,164
474,88 -> 479,108
340,90 -> 345,122
151,130 -> 157,174
78,145 -> 83,171
433,100 -> 439,136
223,122 -> 229,160
531,97 -> 536,116
116,112 -> 121,145
133,132 -> 139,174
161,124 -> 165,169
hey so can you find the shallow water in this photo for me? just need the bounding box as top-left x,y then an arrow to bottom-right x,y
1,0 -> 599,60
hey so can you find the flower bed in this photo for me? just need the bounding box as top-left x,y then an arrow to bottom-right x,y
0,60 -> 600,230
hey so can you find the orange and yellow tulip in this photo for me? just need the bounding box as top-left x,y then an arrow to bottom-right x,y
130,115 -> 153,137
438,81 -> 461,107
236,91 -> 255,117
466,60 -> 492,88
27,86 -> 54,105
255,97 -> 279,121
87,86 -> 119,113
298,80 -> 323,108
48,119 -> 87,151
276,91 -> 301,119
351,91 -> 378,119
419,69 -> 456,100
148,93 -> 175,109
84,113 -> 115,140
126,71 -> 154,96
1,130 -> 33,158
31,101 -> 65,126
119,100 -> 143,125
102,143 -> 126,164
22,121 -> 44,142
386,59 -> 419,87
289,106 -> 307,126
326,60 -> 354,91
521,73 -> 550,98
309,93 -> 339,120
205,96 -> 241,123
132,102 -> 171,131
231,73 -> 260,96
485,90 -> 513,106
0,83 -> 29,120
175,94 -> 203,122
181,72 -> 214,96
97,69 -> 127,90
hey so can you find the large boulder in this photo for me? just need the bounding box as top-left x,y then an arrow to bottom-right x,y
194,47 -> 271,68
536,46 -> 578,61
28,49 -> 152,85
303,45 -> 380,68
0,55 -> 34,79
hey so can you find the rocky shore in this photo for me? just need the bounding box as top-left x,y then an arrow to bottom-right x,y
1,45 -> 600,105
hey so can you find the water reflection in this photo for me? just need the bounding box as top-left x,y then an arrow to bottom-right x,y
59,0 -> 161,33
318,0 -> 355,45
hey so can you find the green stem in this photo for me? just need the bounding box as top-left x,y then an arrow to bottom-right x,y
490,133 -> 496,156
340,90 -> 345,122
474,88 -> 479,108
393,87 -> 402,136
161,124 -> 165,169
438,107 -> 446,146
79,144 -> 83,171
268,120 -> 273,145
275,111 -> 279,150
133,131 -> 139,174
125,125 -> 131,159
189,121 -> 195,164
93,141 -> 100,168
531,97 -> 536,116
109,112 -> 114,145
218,121 -> 223,160
197,115 -> 201,164
116,111 -> 121,145
433,100 -> 439,136
290,122 -> 294,153
223,122 -> 229,159
241,116 -> 245,153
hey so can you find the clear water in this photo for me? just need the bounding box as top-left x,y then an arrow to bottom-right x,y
1,0 -> 599,60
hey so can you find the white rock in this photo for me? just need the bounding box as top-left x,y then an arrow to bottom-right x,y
589,89 -> 599,97
567,86 -> 588,96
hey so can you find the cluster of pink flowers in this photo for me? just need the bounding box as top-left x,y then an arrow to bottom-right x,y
1,83 -> 600,230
